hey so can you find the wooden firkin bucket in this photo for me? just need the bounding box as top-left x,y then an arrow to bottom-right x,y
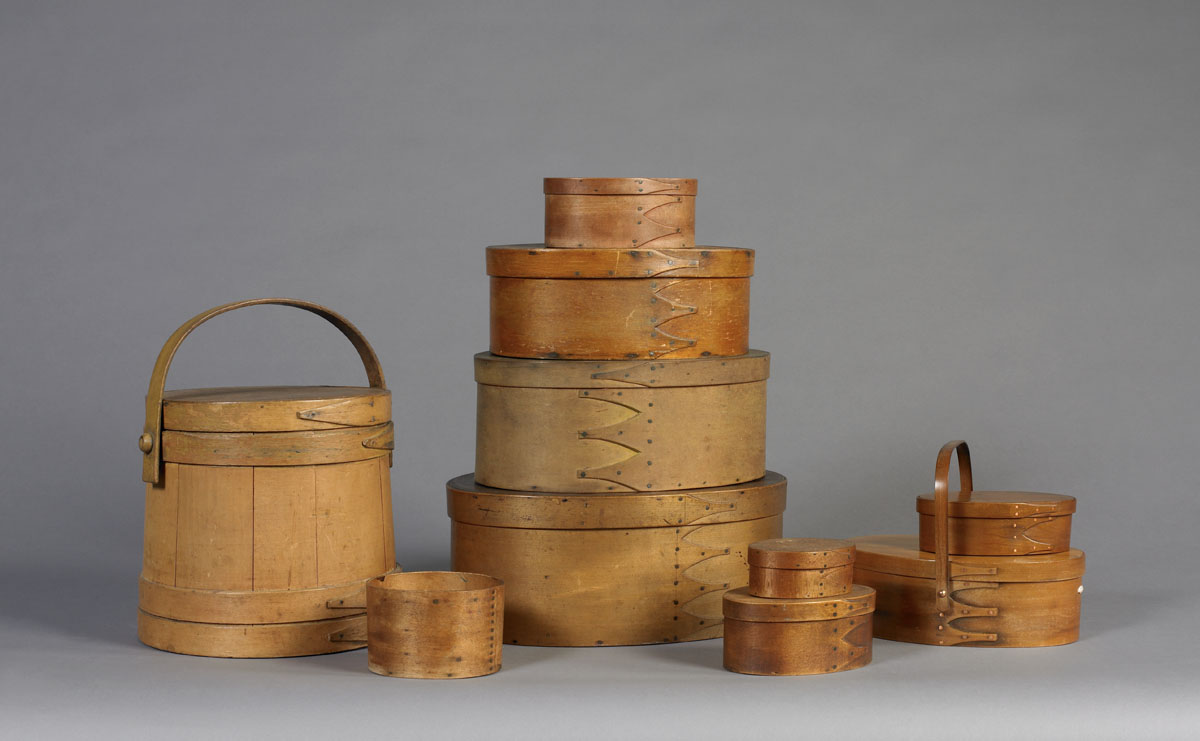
137,298 -> 397,658
544,177 -> 697,250
488,245 -> 752,360
851,442 -> 1085,648
474,351 -> 768,493
448,473 -> 787,646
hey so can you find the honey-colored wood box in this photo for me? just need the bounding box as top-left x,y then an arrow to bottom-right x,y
474,351 -> 768,493
916,492 -> 1075,556
137,299 -> 397,658
544,177 -> 697,250
447,473 -> 787,646
851,441 -> 1084,648
748,538 -> 857,599
488,245 -> 752,360
723,584 -> 875,676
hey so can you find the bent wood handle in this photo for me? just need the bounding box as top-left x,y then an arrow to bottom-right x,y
140,298 -> 386,484
933,440 -> 973,613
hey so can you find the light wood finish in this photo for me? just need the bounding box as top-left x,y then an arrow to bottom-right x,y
488,246 -> 751,360
722,584 -> 875,676
137,610 -> 367,658
140,298 -> 386,484
161,422 -> 393,467
447,473 -> 786,646
163,386 -> 390,432
916,491 -> 1076,556
544,178 -> 697,250
366,572 -> 504,679
748,538 -> 856,599
850,441 -> 1085,647
138,299 -> 396,657
475,352 -> 767,493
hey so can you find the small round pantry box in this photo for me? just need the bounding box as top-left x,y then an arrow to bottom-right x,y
137,299 -> 397,658
474,351 -> 768,493
748,538 -> 857,599
488,245 -> 752,360
448,472 -> 787,646
852,441 -> 1084,648
544,177 -> 697,250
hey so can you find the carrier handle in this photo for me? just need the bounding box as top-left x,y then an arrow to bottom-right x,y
932,440 -> 973,613
140,298 -> 386,484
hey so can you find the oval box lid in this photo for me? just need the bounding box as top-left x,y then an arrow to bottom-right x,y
474,350 -> 769,389
486,245 -> 753,279
915,491 -> 1076,519
544,177 -> 698,196
447,471 -> 787,530
162,385 -> 391,432
723,584 -> 875,623
748,538 -> 856,570
850,535 -> 1085,583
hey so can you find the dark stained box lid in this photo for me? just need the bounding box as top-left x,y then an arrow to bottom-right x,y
748,538 -> 856,570
915,491 -> 1076,519
850,535 -> 1086,583
722,584 -> 875,623
544,177 -> 698,196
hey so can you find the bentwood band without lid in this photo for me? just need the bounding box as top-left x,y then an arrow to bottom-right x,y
474,350 -> 769,388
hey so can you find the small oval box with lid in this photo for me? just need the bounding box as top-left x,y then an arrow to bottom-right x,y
852,441 -> 1085,648
544,177 -> 696,250
137,299 -> 397,658
723,584 -> 875,676
475,351 -> 768,493
488,245 -> 752,360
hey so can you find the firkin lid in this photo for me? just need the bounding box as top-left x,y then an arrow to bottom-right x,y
446,471 -> 787,530
849,535 -> 1086,583
748,538 -> 856,570
722,584 -> 876,623
544,178 -> 698,196
915,491 -> 1076,519
162,385 -> 391,432
486,245 -> 753,279
474,350 -> 769,389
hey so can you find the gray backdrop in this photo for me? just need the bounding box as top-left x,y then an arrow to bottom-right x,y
2,1 -> 1197,738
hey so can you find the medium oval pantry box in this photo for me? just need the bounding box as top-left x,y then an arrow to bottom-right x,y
474,351 -> 768,493
851,441 -> 1084,647
448,472 -> 786,646
137,298 -> 397,658
488,245 -> 752,360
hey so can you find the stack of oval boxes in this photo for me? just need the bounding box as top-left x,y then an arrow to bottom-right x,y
447,178 -> 788,646
723,538 -> 876,675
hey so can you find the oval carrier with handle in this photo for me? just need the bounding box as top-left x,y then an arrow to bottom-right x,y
137,298 -> 397,658
852,441 -> 1085,648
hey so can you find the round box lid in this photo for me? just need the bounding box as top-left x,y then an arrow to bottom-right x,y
748,538 -> 856,570
722,584 -> 875,623
850,535 -> 1086,583
162,385 -> 391,432
544,177 -> 698,196
915,491 -> 1076,519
